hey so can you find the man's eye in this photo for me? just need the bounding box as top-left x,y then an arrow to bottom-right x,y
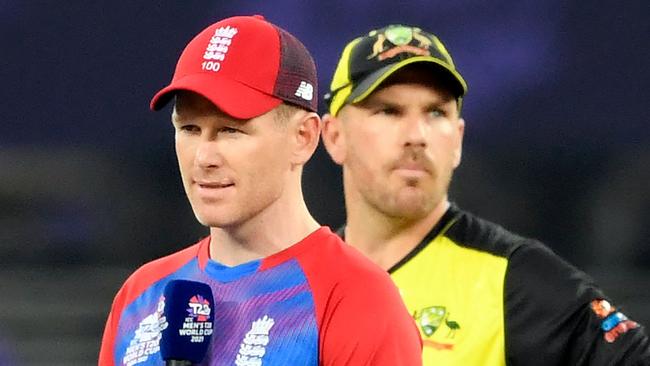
377,107 -> 399,116
219,127 -> 241,134
429,109 -> 445,118
180,125 -> 200,133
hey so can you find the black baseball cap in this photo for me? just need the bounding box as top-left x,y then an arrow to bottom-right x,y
324,24 -> 467,116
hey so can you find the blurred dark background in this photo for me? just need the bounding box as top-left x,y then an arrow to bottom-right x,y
1,1 -> 648,364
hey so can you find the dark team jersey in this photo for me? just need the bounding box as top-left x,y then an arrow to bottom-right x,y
339,205 -> 650,365
99,227 -> 422,366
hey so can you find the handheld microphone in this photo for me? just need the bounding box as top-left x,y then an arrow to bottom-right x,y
160,279 -> 215,366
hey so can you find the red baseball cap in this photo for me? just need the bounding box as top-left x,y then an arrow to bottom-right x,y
150,15 -> 318,119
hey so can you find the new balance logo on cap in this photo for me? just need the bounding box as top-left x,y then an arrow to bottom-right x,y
295,81 -> 313,101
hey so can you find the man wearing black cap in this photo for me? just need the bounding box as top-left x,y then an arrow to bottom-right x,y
99,16 -> 422,366
322,24 -> 650,365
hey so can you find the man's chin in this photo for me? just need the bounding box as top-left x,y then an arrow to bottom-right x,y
391,204 -> 433,220
193,211 -> 240,229
383,196 -> 435,220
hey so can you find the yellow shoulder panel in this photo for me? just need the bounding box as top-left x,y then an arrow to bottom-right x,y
391,236 -> 508,366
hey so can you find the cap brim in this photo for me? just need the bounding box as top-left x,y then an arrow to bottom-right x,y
347,56 -> 468,105
150,73 -> 282,120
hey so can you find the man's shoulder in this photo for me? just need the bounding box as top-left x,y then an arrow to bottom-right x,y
295,227 -> 396,291
444,206 -> 538,259
131,238 -> 205,279
442,206 -> 604,303
116,237 -> 207,306
310,227 -> 388,272
311,232 -> 423,365
446,207 -> 583,281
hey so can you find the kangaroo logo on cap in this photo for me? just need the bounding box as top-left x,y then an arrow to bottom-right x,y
202,26 -> 238,72
367,26 -> 433,61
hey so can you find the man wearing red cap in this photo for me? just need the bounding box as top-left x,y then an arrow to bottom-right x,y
99,16 -> 422,366
322,24 -> 650,365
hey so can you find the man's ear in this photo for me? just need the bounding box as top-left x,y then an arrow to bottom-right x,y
453,118 -> 465,168
321,113 -> 346,166
290,111 -> 321,166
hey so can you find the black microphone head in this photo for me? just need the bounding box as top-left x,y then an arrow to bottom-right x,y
160,279 -> 214,363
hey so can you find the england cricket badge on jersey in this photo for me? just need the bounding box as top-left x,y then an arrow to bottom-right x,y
413,305 -> 461,350
235,315 -> 275,366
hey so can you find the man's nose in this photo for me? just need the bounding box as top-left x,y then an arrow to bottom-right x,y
195,139 -> 224,168
402,115 -> 427,148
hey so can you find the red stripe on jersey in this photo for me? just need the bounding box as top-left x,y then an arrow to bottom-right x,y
99,237 -> 209,366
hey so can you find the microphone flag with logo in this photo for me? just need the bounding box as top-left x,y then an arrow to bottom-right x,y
160,279 -> 215,365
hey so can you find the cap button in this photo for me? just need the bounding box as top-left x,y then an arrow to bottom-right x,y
252,14 -> 265,20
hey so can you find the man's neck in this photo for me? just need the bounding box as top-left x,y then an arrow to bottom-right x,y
345,199 -> 450,271
208,189 -> 320,267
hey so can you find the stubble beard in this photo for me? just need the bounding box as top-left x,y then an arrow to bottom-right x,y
369,170 -> 452,222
